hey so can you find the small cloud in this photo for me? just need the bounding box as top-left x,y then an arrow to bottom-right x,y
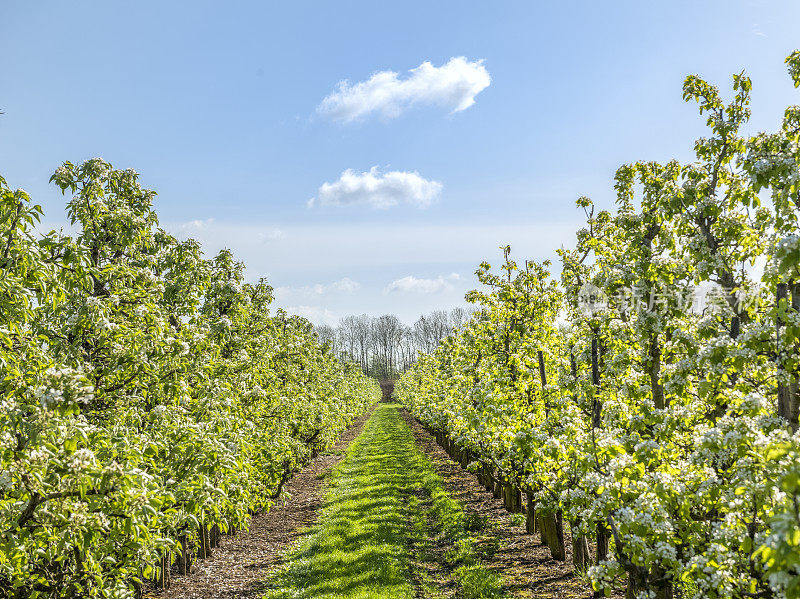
176,218 -> 215,233
259,228 -> 284,243
309,167 -> 442,209
384,273 -> 460,294
317,57 -> 491,122
275,277 -> 361,299
328,277 -> 360,293
285,305 -> 337,325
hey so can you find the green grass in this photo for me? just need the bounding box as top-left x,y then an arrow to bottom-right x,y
261,403 -> 504,599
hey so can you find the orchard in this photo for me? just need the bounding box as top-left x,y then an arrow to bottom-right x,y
2,31 -> 800,599
0,160 -> 378,597
397,51 -> 800,599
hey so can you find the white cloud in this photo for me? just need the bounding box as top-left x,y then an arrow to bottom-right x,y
317,57 -> 491,122
175,218 -> 215,233
258,228 -> 284,243
284,305 -> 338,325
275,277 -> 360,299
169,218 -> 284,251
326,277 -> 360,293
309,167 -> 442,209
385,273 -> 461,295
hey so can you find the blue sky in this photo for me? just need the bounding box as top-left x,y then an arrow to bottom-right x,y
2,0 -> 799,323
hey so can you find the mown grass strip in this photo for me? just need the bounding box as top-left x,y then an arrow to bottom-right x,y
261,402 -> 503,599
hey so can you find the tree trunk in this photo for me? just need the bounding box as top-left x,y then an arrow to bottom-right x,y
153,551 -> 171,589
481,465 -> 492,490
595,520 -> 609,564
199,522 -> 211,559
591,337 -> 609,572
572,523 -> 592,571
539,511 -> 566,561
777,283 -> 795,428
791,282 -> 800,431
538,350 -> 549,415
177,534 -> 191,575
525,494 -> 537,534
626,570 -> 647,599
626,572 -> 673,599
649,333 -> 664,409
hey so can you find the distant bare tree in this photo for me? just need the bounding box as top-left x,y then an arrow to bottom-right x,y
315,324 -> 336,349
413,310 -> 450,354
353,314 -> 372,372
317,307 -> 474,378
371,314 -> 403,378
396,325 -> 417,372
449,307 -> 470,331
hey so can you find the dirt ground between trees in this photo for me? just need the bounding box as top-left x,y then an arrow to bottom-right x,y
150,405 -> 376,599
399,408 -> 624,599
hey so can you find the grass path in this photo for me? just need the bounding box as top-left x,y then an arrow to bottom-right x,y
261,402 -> 503,599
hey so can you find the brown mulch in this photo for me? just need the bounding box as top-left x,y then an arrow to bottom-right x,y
399,408 -> 624,599
152,405 -> 376,599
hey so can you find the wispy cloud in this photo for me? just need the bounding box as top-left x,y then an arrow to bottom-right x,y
175,218 -> 215,232
172,219 -> 284,245
385,273 -> 460,294
258,228 -> 284,243
284,305 -> 338,325
309,167 -> 442,209
317,57 -> 491,122
276,277 -> 360,298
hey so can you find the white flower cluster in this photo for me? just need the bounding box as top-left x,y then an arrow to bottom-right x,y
69,448 -> 96,472
35,386 -> 65,409
34,367 -> 94,409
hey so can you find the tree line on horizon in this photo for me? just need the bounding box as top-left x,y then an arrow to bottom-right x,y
315,308 -> 471,379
